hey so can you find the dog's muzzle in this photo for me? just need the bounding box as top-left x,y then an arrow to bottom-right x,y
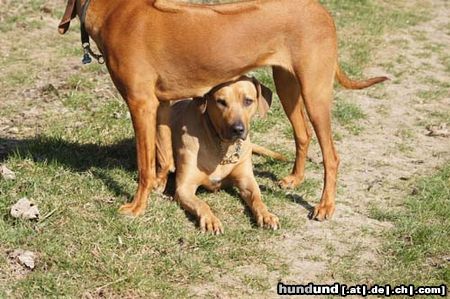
230,122 -> 247,140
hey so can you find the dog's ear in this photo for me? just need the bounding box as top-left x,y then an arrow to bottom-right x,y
194,97 -> 207,114
252,77 -> 273,118
58,0 -> 77,34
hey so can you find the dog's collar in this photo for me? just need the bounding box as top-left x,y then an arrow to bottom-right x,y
219,139 -> 243,165
79,0 -> 104,64
203,109 -> 243,165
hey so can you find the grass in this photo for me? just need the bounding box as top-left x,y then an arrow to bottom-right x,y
332,98 -> 366,135
0,145 -> 289,297
371,164 -> 450,286
321,0 -> 428,77
0,0 -> 438,297
332,164 -> 450,288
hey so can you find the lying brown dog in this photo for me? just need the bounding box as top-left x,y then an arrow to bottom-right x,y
59,0 -> 387,220
156,77 -> 281,233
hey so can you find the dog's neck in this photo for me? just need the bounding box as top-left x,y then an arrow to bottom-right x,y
202,110 -> 243,165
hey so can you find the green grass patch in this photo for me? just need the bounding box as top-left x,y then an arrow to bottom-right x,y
0,143 -> 289,297
334,164 -> 450,287
332,99 -> 366,134
371,163 -> 450,286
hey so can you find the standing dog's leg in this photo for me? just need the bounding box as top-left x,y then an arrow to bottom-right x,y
273,66 -> 312,189
295,52 -> 340,221
113,78 -> 159,216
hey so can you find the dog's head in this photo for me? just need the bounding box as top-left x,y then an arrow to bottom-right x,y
58,0 -> 80,34
198,76 -> 272,142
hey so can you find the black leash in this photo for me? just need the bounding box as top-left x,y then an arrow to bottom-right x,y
80,0 -> 104,64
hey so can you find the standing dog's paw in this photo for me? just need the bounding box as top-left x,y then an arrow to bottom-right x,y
118,203 -> 145,217
311,202 -> 335,221
256,211 -> 280,230
278,174 -> 304,189
199,213 -> 224,235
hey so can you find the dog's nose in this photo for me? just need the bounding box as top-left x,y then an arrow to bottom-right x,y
231,122 -> 245,138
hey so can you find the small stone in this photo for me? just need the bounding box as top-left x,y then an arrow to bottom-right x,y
9,249 -> 36,269
8,127 -> 19,134
0,165 -> 15,180
10,197 -> 40,220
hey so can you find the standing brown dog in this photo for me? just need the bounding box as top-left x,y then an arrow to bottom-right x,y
59,0 -> 387,220
157,76 -> 280,233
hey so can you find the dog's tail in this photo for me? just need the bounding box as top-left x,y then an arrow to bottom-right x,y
251,144 -> 287,161
335,64 -> 389,90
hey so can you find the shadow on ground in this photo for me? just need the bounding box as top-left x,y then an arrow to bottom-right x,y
0,135 -> 314,215
0,136 -> 136,198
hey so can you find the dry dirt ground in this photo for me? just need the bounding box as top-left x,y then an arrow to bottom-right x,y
0,0 -> 449,297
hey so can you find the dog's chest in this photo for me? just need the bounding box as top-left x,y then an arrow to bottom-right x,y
207,176 -> 222,191
203,165 -> 234,191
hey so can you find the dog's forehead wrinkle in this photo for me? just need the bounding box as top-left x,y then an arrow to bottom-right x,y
213,86 -> 233,100
239,82 -> 258,98
213,81 -> 257,102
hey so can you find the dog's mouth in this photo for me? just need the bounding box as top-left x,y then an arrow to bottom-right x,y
226,122 -> 248,141
222,130 -> 248,143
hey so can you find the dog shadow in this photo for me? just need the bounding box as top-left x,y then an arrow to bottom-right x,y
1,136 -> 315,224
0,136 -> 136,199
286,193 -> 315,216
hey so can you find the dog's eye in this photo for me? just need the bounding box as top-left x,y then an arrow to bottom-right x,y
217,99 -> 228,108
244,98 -> 254,107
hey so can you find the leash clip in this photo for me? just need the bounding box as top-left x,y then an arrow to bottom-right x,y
82,52 -> 92,65
82,42 -> 104,65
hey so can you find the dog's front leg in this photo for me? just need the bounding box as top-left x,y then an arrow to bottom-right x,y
119,92 -> 159,216
231,161 -> 279,230
175,183 -> 224,234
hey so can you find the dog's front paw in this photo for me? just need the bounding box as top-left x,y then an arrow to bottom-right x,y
278,174 -> 304,189
199,213 -> 224,235
311,202 -> 335,221
256,211 -> 280,230
118,202 -> 146,217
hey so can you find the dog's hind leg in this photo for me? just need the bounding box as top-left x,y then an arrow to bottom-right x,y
273,66 -> 312,189
295,49 -> 340,221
